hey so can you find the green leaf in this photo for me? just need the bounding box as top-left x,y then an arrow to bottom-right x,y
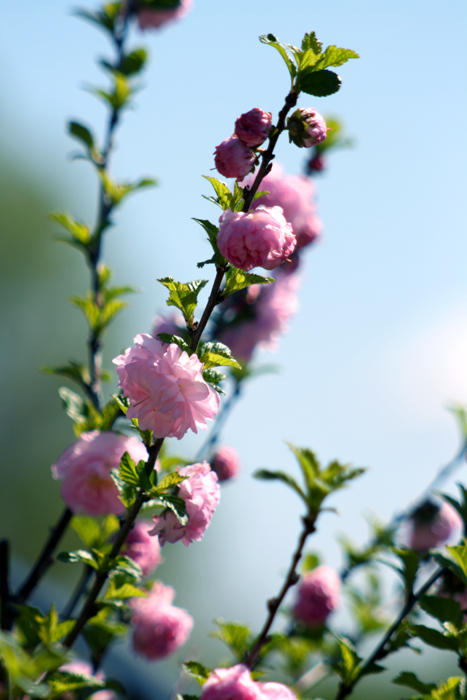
193,218 -> 220,251
156,472 -> 187,491
157,333 -> 191,354
104,582 -> 145,601
158,276 -> 208,326
71,515 -> 101,548
301,552 -> 320,572
50,211 -> 90,245
298,68 -> 342,96
259,33 -> 296,80
410,624 -> 458,651
156,494 -> 188,525
420,594 -> 463,628
58,387 -> 93,430
111,555 -> 142,582
223,267 -> 274,296
183,660 -> 211,684
253,469 -> 307,504
333,637 -> 361,685
446,544 -> 467,581
313,46 -> 359,70
202,176 -> 233,210
198,341 -> 241,369
57,549 -> 99,570
430,677 -> 464,699
42,362 -> 90,388
119,47 -> 148,75
67,120 -> 95,152
391,547 -> 420,593
393,671 -> 436,694
203,368 -> 227,393
301,31 -> 323,55
212,620 -> 252,659
119,452 -> 140,486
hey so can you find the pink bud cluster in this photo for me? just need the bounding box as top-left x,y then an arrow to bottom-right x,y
201,664 -> 298,699
408,500 -> 462,552
217,206 -> 296,272
211,446 -> 240,482
293,565 -> 341,626
287,107 -> 327,148
150,461 -> 220,545
51,431 -> 148,516
113,334 -> 219,439
130,582 -> 193,660
214,108 -> 272,180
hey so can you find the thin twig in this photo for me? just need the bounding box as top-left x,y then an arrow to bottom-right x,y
335,567 -> 444,699
244,515 -> 316,669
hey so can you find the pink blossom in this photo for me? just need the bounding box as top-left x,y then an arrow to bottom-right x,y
288,108 -> 327,148
131,582 -> 193,660
218,206 -> 296,271
246,164 -> 321,249
408,500 -> 462,552
201,665 -> 262,700
113,335 -> 220,439
258,682 -> 298,699
293,565 -> 341,626
219,267 -> 300,363
211,446 -> 240,482
60,660 -> 115,699
135,0 -> 192,30
150,461 -> 220,545
235,108 -> 272,147
123,520 -> 162,575
51,431 -> 148,516
214,135 -> 256,180
307,153 -> 326,173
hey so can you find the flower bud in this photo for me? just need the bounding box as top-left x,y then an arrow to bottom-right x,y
408,500 -> 462,552
306,153 -> 326,173
211,446 -> 240,482
132,0 -> 192,30
287,108 -> 327,148
217,206 -> 296,271
234,108 -> 272,147
123,520 -> 162,575
293,565 -> 340,626
214,135 -> 256,179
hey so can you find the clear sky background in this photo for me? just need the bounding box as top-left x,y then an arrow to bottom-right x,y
1,0 -> 467,694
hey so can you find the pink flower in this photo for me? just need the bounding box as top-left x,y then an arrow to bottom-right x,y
218,206 -> 296,271
246,164 -> 321,249
211,446 -> 240,482
219,267 -> 300,363
258,682 -> 298,699
288,108 -> 327,148
214,135 -> 256,180
150,461 -> 220,545
51,431 -> 148,516
134,0 -> 192,30
130,582 -> 193,660
408,500 -> 462,552
113,335 -> 220,439
60,660 -> 115,700
235,108 -> 272,147
201,665 -> 261,700
123,520 -> 162,575
151,310 -> 184,339
293,565 -> 341,626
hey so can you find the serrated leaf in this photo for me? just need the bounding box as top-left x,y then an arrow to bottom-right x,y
157,333 -> 191,353
111,555 -> 142,582
301,31 -> 323,55
157,494 -> 188,525
223,267 -> 274,296
156,472 -> 187,491
259,33 -> 296,80
104,582 -> 145,601
313,46 -> 359,70
119,452 -> 140,486
158,277 -> 208,326
202,176 -> 232,210
193,217 -> 219,251
393,671 -> 436,694
298,68 -> 342,96
57,549 -> 99,570
253,469 -> 307,503
410,624 -> 458,651
183,661 -> 211,684
198,341 -> 241,369
50,211 -> 90,245
203,368 -> 226,393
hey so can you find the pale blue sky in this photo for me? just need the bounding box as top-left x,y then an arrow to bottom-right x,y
2,0 -> 467,689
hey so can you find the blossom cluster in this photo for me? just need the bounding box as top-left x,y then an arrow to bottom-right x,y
293,565 -> 341,626
214,108 -> 272,180
201,664 -> 298,699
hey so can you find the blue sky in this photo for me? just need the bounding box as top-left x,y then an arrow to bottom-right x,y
2,0 -> 467,685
